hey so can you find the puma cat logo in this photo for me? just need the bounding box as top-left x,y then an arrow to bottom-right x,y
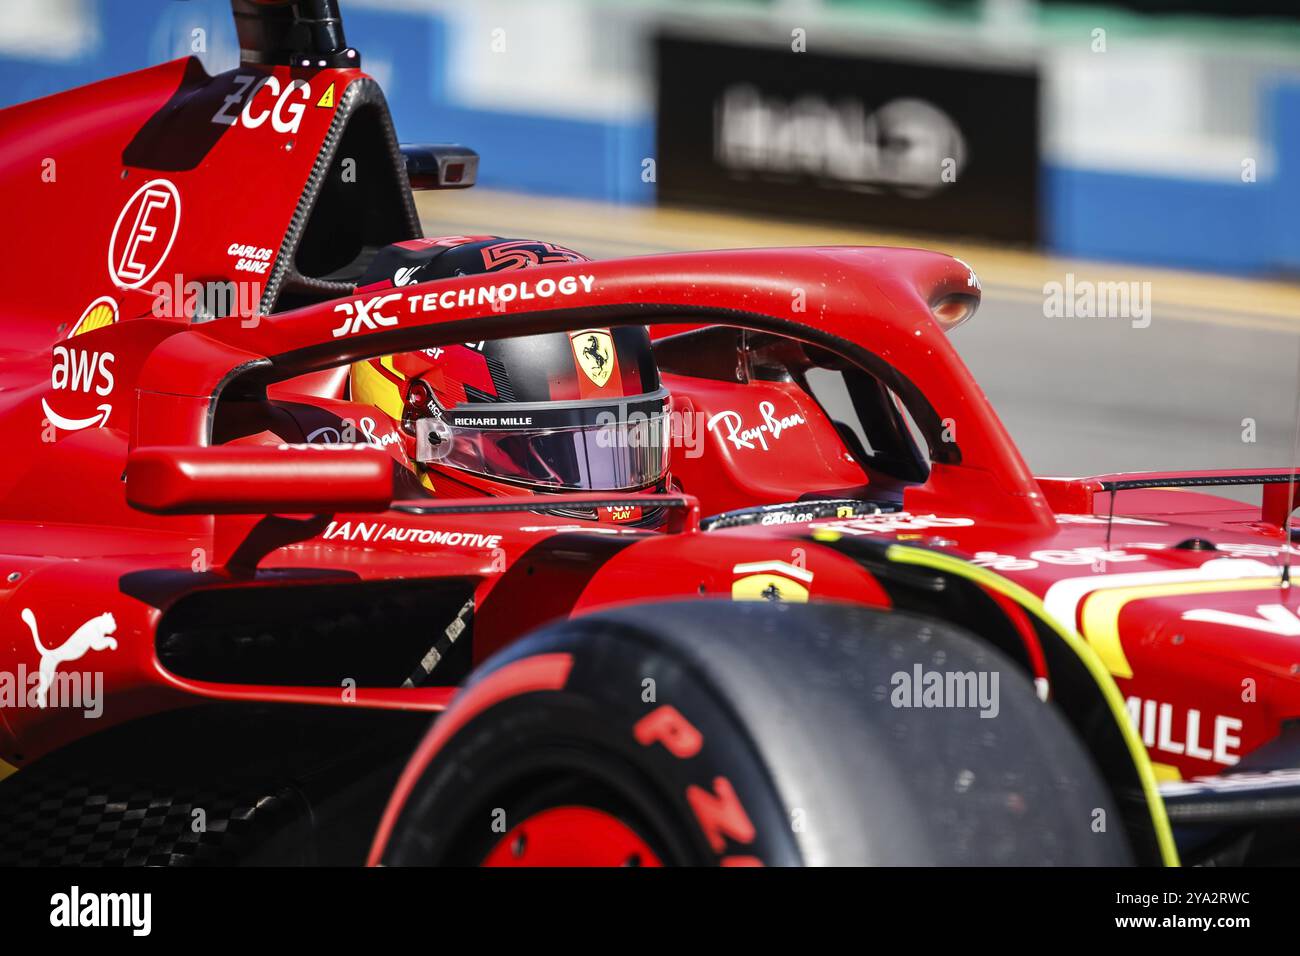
20,608 -> 117,709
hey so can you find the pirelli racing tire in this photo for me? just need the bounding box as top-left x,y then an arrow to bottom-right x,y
372,601 -> 1132,866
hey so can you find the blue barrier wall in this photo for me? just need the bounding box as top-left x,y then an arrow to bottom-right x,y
1044,80 -> 1295,276
339,7 -> 650,204
0,0 -> 1288,276
0,0 -> 653,205
1044,167 -> 1268,274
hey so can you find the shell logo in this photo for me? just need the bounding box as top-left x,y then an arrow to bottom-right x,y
67,297 -> 118,338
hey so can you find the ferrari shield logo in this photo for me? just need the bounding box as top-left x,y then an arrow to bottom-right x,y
730,561 -> 813,603
571,330 -> 615,388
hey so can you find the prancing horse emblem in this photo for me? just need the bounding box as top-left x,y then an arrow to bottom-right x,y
571,329 -> 615,388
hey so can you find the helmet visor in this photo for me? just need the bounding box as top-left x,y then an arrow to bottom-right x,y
414,389 -> 671,492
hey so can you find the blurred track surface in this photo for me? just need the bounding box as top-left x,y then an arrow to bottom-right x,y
419,190 -> 1300,480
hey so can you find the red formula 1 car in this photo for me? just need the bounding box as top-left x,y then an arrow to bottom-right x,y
2,0 -> 1298,868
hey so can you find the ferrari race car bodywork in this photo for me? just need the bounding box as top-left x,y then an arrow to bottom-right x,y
1,0 -> 1298,867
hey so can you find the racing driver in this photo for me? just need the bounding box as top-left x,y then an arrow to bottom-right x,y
348,236 -> 674,528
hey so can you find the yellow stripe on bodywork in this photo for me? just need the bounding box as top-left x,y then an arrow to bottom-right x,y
1080,577 -> 1278,679
350,355 -> 407,422
882,544 -> 1181,867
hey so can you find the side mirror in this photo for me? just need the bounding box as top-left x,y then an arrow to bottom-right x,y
400,144 -> 478,190
126,444 -> 394,515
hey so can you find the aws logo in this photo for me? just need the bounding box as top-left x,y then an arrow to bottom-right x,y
43,338 -> 116,433
43,298 -> 120,432
51,345 -> 115,396
731,560 -> 813,603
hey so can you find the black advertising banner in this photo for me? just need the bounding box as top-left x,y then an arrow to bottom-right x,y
8,866 -> 1278,939
655,35 -> 1040,244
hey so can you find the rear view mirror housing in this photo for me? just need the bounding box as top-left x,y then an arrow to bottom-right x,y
400,144 -> 478,190
126,444 -> 394,515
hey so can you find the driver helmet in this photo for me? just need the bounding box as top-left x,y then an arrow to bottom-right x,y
349,236 -> 672,526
